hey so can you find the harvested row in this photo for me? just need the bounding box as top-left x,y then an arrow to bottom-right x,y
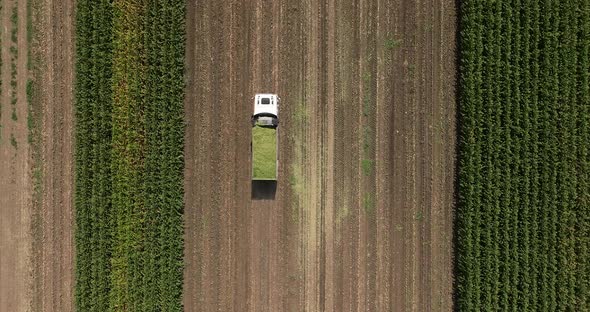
9,2 -> 18,125
74,0 -> 185,311
0,0 -> 34,309
456,1 -> 590,310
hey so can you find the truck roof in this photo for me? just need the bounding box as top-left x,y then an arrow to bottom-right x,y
253,94 -> 279,117
252,125 -> 277,180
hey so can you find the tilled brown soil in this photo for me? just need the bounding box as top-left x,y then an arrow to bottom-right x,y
30,0 -> 75,311
0,0 -> 75,310
184,0 -> 457,311
0,0 -> 32,310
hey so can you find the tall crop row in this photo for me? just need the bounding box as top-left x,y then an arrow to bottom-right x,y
577,1 -> 590,307
456,1 -> 590,310
110,0 -> 147,309
142,1 -> 185,310
74,0 -> 114,310
75,0 -> 185,311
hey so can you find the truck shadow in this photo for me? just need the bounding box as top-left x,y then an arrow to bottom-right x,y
251,180 -> 277,200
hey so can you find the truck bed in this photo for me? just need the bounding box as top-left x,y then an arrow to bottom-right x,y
252,125 -> 277,180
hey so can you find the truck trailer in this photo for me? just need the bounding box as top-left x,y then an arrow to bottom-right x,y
251,94 -> 279,181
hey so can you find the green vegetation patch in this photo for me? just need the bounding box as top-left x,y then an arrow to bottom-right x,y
456,0 -> 589,310
74,0 -> 114,310
74,0 -> 185,310
252,125 -> 277,180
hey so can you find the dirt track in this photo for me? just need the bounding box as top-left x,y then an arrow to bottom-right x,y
184,0 -> 457,311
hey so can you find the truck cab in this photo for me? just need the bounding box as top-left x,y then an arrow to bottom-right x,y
253,94 -> 279,118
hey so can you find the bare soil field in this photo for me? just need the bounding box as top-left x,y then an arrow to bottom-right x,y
30,0 -> 75,311
184,0 -> 457,311
0,0 -> 32,310
0,0 -> 74,310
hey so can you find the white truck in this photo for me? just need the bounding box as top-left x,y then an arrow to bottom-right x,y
251,94 -> 279,181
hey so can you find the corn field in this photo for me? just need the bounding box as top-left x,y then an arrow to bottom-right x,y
456,0 -> 589,310
74,0 -> 185,311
